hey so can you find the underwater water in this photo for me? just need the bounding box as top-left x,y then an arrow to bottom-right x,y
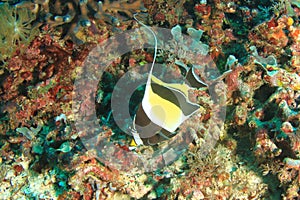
0,0 -> 300,199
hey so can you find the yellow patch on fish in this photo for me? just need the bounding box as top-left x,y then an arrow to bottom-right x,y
142,75 -> 200,133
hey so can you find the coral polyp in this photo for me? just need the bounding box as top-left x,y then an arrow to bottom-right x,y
0,2 -> 38,63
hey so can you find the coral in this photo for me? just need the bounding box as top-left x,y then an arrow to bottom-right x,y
0,2 -> 39,63
183,144 -> 269,199
248,16 -> 289,56
227,51 -> 300,198
67,158 -> 120,199
277,158 -> 300,199
288,21 -> 300,73
0,0 -> 300,199
272,0 -> 300,17
0,35 -> 79,129
12,0 -> 146,44
145,0 -> 189,27
0,155 -> 60,199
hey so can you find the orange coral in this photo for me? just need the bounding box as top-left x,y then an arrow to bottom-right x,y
267,28 -> 288,47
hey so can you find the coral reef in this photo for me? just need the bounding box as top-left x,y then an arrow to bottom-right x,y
0,0 -> 300,199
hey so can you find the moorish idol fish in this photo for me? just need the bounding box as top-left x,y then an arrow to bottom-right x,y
130,14 -> 202,146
